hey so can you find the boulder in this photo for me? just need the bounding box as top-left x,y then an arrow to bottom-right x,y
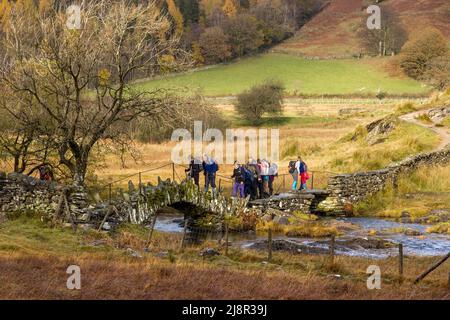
428,107 -> 450,122
335,237 -> 396,250
401,211 -> 411,218
265,207 -> 285,217
126,248 -> 143,258
102,222 -> 111,231
273,216 -> 290,225
199,248 -> 220,258
365,117 -> 397,145
404,228 -> 422,236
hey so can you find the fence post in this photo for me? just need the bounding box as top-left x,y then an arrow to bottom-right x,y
146,214 -> 157,249
330,234 -> 335,264
268,227 -> 273,262
399,243 -> 404,283
414,252 -> 450,284
225,221 -> 229,256
108,183 -> 112,204
172,163 -> 176,182
179,219 -> 188,252
311,172 -> 315,190
219,179 -> 222,193
138,172 -> 142,195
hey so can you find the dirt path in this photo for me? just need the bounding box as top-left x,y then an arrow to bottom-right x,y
399,109 -> 450,151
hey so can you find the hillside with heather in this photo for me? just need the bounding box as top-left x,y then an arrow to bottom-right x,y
275,0 -> 450,58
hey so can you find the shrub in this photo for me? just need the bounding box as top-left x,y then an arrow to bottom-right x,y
395,102 -> 417,115
399,28 -> 449,80
376,90 -> 387,100
415,114 -> 433,124
422,55 -> 450,91
235,79 -> 284,125
441,116 -> 450,129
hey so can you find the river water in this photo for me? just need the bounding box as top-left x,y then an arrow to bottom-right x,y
153,214 -> 450,258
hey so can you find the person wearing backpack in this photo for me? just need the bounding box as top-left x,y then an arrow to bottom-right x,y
243,164 -> 254,199
185,155 -> 203,187
288,159 -> 299,190
246,159 -> 259,200
299,157 -> 309,190
38,165 -> 47,181
202,154 -> 219,195
231,161 -> 245,198
256,159 -> 266,198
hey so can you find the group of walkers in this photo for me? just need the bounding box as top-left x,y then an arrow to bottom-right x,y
185,155 -> 219,194
231,159 -> 278,200
185,154 -> 310,199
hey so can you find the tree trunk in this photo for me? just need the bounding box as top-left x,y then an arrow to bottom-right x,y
73,155 -> 89,186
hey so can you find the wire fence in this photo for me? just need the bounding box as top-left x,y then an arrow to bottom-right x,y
143,215 -> 450,285
88,162 -> 337,202
206,96 -> 429,106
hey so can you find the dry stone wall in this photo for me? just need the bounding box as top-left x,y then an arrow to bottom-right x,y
318,146 -> 450,214
0,172 -> 62,216
0,172 -> 245,229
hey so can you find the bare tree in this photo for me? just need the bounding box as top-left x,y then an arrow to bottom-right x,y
0,0 -> 191,186
358,7 -> 407,56
0,87 -> 56,174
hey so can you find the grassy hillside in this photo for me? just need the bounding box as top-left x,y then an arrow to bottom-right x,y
138,54 -> 428,96
276,0 -> 450,58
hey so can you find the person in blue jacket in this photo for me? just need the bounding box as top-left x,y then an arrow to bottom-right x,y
202,154 -> 219,195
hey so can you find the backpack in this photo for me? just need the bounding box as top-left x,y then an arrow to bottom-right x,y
248,165 -> 258,179
244,167 -> 254,183
288,161 -> 296,174
260,160 -> 270,176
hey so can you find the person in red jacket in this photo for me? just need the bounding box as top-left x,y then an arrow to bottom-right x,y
298,157 -> 309,190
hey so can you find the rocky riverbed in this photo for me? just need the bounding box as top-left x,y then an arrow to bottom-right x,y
153,213 -> 450,258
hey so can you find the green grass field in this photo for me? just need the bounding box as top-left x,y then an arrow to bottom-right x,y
137,53 -> 429,97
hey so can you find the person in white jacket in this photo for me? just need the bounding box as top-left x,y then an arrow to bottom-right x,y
259,159 -> 270,198
268,161 -> 278,196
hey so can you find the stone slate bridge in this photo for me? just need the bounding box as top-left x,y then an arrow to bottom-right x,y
0,145 -> 449,227
0,173 -> 248,228
102,178 -> 248,225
